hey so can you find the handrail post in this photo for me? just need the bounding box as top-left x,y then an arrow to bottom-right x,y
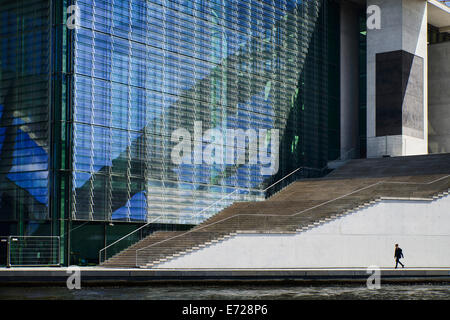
57,236 -> 61,266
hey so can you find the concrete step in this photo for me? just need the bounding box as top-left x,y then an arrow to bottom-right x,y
102,154 -> 450,268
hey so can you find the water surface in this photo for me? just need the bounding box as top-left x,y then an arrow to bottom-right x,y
1,283 -> 449,300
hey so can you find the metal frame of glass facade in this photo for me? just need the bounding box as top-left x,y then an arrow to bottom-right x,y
70,0 -> 334,226
1,0 -> 340,264
359,8 -> 367,159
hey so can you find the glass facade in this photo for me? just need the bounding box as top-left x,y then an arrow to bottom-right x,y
428,24 -> 450,44
1,0 -> 339,264
71,0 -> 335,226
326,0 -> 340,161
0,0 -> 52,234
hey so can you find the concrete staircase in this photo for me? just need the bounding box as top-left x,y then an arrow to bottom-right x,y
101,153 -> 450,268
100,231 -> 185,268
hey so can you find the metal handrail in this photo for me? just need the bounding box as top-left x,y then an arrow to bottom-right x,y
264,165 -> 331,198
341,148 -> 356,161
194,165 -> 329,217
262,167 -> 302,192
191,188 -> 253,224
99,166 -> 317,265
7,236 -> 61,268
135,174 -> 450,267
135,166 -> 310,266
330,148 -> 356,162
98,216 -> 162,264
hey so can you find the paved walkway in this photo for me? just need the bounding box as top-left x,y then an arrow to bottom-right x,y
1,267 -> 449,285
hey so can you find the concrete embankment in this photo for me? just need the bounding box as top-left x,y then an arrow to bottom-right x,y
0,267 -> 449,286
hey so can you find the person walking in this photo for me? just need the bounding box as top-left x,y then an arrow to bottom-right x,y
394,244 -> 405,269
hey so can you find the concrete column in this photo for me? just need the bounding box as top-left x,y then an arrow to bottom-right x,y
367,0 -> 428,158
428,41 -> 450,154
340,1 -> 361,159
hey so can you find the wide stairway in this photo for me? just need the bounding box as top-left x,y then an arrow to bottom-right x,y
101,153 -> 450,268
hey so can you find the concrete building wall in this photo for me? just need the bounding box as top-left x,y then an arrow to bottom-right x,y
340,1 -> 361,159
367,0 -> 428,157
428,41 -> 450,154
156,195 -> 450,269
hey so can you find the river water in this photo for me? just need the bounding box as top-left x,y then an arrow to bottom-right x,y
0,283 -> 449,300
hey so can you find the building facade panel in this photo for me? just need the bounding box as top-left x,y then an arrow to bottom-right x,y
70,0 -> 333,225
0,0 -> 338,264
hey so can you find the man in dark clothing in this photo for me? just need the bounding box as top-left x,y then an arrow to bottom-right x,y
394,244 -> 404,268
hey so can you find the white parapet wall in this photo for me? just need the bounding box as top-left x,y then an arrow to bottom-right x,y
155,194 -> 450,269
